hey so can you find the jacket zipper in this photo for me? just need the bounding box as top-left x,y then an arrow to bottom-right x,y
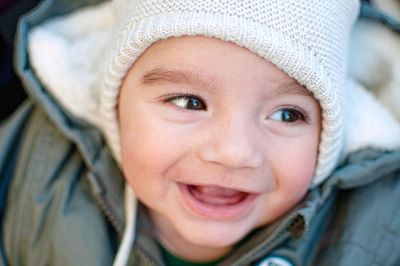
87,172 -> 124,236
94,192 -> 124,236
87,172 -> 160,265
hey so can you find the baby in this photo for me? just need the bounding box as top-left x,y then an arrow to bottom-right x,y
2,0 -> 400,265
118,35 -> 321,262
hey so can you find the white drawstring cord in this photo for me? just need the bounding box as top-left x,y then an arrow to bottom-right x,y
113,184 -> 137,266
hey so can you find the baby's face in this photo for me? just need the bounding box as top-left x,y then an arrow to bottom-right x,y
119,36 -> 321,260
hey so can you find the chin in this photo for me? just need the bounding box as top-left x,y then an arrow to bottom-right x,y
177,219 -> 253,248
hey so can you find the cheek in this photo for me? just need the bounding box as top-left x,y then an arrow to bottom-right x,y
119,108 -> 191,200
255,136 -> 318,226
269,133 -> 319,200
120,98 -> 168,168
119,107 -> 163,192
285,136 -> 318,173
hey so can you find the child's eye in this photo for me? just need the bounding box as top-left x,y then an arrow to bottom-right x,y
269,108 -> 306,123
168,95 -> 206,111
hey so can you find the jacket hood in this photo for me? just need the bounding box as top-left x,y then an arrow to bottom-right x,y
15,0 -> 109,171
13,0 -> 400,264
15,0 -> 126,234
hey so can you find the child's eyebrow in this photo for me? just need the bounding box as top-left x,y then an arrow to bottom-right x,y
141,66 -> 315,99
141,67 -> 216,90
269,80 -> 315,99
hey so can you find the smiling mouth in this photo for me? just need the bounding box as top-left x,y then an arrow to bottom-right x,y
188,185 -> 248,205
178,183 -> 258,220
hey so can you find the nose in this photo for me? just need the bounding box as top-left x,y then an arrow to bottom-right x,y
197,118 -> 264,170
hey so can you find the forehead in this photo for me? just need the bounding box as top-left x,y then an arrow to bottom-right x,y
132,36 -> 315,99
141,66 -> 314,98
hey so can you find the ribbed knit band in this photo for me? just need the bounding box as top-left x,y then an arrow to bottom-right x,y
98,0 -> 360,185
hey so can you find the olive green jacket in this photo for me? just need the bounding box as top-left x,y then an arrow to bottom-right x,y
1,0 -> 400,265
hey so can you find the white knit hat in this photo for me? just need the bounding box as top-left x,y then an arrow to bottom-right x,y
29,0 -> 360,185
101,0 -> 360,185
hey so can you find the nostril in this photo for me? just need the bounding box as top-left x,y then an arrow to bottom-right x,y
198,144 -> 264,170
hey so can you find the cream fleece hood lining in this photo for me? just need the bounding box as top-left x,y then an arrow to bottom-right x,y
27,2 -> 400,266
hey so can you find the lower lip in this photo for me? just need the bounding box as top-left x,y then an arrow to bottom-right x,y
178,183 -> 259,220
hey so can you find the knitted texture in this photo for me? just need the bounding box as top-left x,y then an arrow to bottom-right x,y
98,0 -> 359,185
